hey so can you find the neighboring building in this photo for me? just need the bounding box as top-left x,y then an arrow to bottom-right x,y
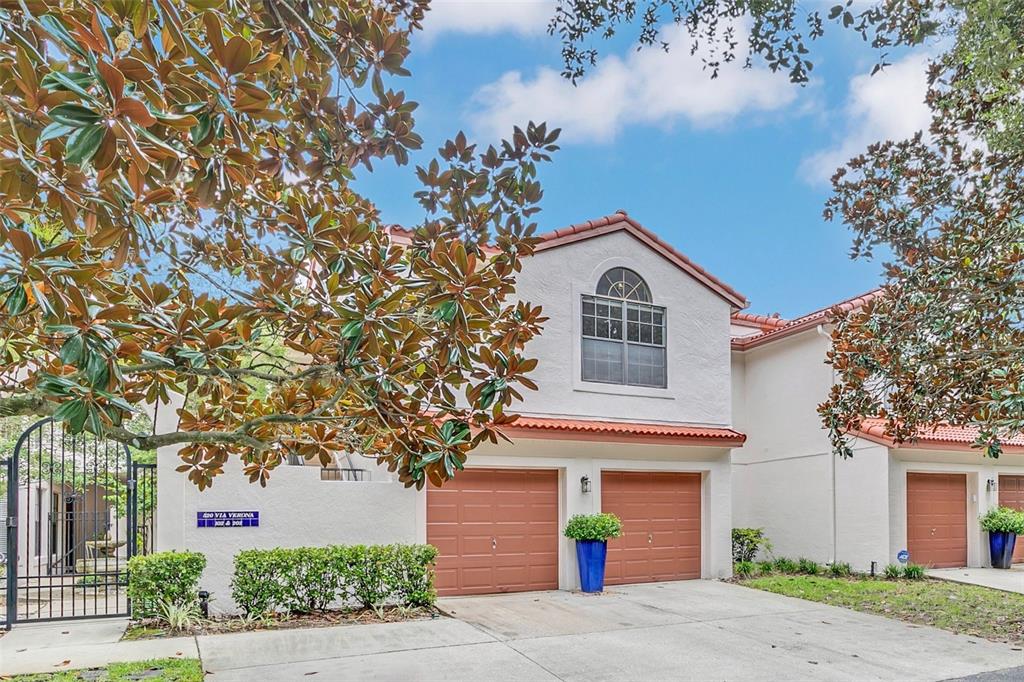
151,210 -> 1021,612
731,293 -> 1024,571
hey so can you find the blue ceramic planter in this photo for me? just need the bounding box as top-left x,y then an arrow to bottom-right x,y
575,540 -> 608,592
989,531 -> 1017,569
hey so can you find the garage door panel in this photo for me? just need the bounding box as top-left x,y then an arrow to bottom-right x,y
602,471 -> 702,585
907,473 -> 967,568
427,468 -> 559,596
998,475 -> 1024,563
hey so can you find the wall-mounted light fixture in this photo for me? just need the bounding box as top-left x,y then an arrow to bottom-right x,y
580,475 -> 591,494
986,478 -> 997,492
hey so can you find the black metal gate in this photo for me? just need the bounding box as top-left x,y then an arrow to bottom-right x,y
4,418 -> 155,627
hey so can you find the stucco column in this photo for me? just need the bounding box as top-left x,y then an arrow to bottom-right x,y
154,392 -> 186,551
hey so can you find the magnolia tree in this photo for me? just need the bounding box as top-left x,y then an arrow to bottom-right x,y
819,0 -> 1024,457
0,0 -> 557,489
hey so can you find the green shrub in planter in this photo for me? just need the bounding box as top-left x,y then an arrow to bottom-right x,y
758,561 -> 775,576
980,506 -> 1024,534
796,558 -> 821,575
773,557 -> 799,574
732,528 -> 772,563
883,563 -> 903,579
828,562 -> 852,578
127,551 -> 206,619
902,563 -> 926,580
733,561 -> 756,578
563,513 -> 622,541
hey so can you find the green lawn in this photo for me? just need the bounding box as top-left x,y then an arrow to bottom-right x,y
8,658 -> 202,682
743,575 -> 1024,644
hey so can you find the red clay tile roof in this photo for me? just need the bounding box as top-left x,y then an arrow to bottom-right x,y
502,415 -> 746,446
534,211 -> 748,309
731,289 -> 885,351
853,418 -> 1024,453
386,212 -> 747,308
731,311 -> 788,332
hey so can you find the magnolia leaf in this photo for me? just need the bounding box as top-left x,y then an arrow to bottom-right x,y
115,97 -> 157,127
40,71 -> 96,97
6,229 -> 36,260
38,122 -> 76,143
38,15 -> 86,57
4,285 -> 27,315
48,103 -> 101,127
53,399 -> 88,432
222,36 -> 252,75
64,124 -> 105,165
59,333 -> 85,365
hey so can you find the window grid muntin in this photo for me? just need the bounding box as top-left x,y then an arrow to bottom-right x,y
596,267 -> 652,303
581,293 -> 667,389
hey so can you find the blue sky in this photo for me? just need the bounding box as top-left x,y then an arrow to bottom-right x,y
354,1 -> 932,318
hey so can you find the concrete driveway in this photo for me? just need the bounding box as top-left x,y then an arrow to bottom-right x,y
200,580 -> 1024,681
928,566 -> 1024,594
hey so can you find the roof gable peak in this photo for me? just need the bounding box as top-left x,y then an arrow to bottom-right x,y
534,211 -> 748,309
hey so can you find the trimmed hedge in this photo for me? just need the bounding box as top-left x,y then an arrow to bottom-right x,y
127,550 -> 206,619
231,544 -> 438,616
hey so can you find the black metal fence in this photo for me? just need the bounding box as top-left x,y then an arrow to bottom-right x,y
4,418 -> 154,627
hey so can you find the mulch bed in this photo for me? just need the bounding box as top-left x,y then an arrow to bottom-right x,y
123,605 -> 440,640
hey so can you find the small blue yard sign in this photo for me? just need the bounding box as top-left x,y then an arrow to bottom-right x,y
897,549 -> 909,564
197,510 -> 259,528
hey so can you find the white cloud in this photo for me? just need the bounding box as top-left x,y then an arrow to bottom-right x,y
800,52 -> 932,183
419,0 -> 554,44
465,24 -> 798,144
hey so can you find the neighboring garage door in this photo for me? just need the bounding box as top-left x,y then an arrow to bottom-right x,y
427,468 -> 559,596
999,475 -> 1024,563
907,473 -> 968,568
601,471 -> 701,585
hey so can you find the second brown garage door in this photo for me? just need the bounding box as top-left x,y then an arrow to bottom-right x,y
907,472 -> 967,568
999,475 -> 1024,563
601,471 -> 701,585
427,468 -> 559,596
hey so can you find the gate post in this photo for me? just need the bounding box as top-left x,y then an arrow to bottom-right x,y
4,456 -> 16,629
126,465 -> 137,563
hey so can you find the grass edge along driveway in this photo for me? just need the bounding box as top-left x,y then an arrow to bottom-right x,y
6,657 -> 202,682
742,575 -> 1024,645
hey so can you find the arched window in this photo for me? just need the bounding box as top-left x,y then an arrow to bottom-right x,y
581,269 -> 666,388
596,267 -> 651,302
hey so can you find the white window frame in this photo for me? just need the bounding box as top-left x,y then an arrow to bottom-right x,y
579,273 -> 668,390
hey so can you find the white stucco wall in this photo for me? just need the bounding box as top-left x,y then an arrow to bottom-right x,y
513,230 -> 734,426
162,457 -> 419,614
731,329 -> 890,570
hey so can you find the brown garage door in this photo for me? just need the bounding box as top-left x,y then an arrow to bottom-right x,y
601,471 -> 701,585
427,468 -> 558,596
907,473 -> 968,568
999,475 -> 1024,563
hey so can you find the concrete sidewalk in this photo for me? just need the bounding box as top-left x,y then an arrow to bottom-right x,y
0,618 -> 198,676
928,567 -> 1024,594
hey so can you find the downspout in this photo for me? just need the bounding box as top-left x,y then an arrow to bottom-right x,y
817,323 -> 838,565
